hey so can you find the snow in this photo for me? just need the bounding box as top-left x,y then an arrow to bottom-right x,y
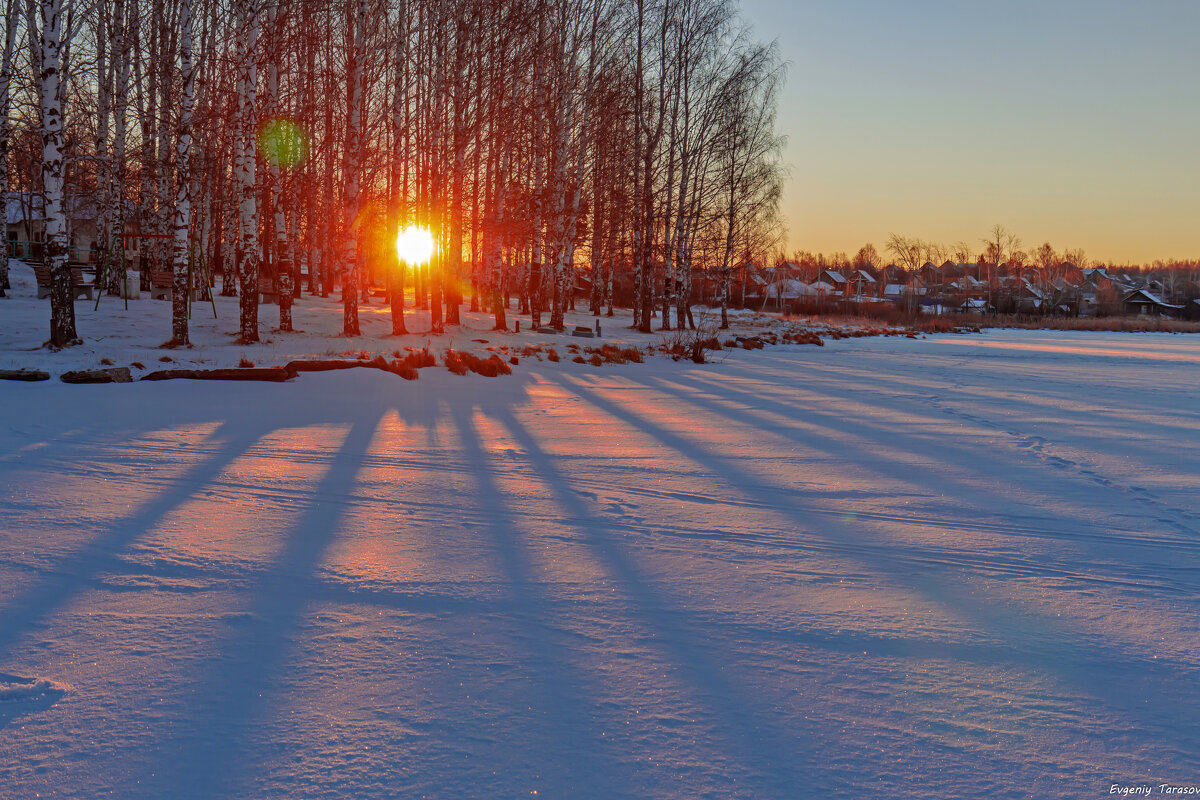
3,264 -> 1200,797
0,259 -> 774,375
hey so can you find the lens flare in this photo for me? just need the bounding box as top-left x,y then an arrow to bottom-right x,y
258,118 -> 309,168
395,226 -> 434,265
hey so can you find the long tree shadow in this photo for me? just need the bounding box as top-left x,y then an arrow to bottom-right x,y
137,411 -> 384,799
735,343 -> 1200,442
129,369 -> 543,798
656,367 -> 1200,543
738,354 -> 1200,458
445,402 -> 629,796
0,419 -> 264,656
545,369 -> 1200,761
488,404 -> 814,795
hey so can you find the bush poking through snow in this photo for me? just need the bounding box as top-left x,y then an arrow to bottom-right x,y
572,355 -> 586,364
238,356 -> 255,368
442,349 -> 511,377
443,349 -> 469,375
396,348 -> 436,370
547,348 -> 560,362
660,324 -> 723,363
781,330 -> 824,346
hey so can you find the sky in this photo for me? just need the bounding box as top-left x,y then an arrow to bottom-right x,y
735,0 -> 1200,265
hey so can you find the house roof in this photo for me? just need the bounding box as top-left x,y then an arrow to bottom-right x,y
760,278 -> 807,299
6,191 -> 100,224
5,192 -> 43,225
1124,288 -> 1183,308
821,270 -> 846,283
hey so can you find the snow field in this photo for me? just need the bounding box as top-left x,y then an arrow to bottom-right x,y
2,270 -> 1199,797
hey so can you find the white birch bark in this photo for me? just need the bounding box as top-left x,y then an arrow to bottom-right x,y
235,0 -> 259,342
169,0 -> 194,345
341,0 -> 365,336
266,4 -> 292,332
35,0 -> 78,346
0,0 -> 19,297
108,0 -> 132,295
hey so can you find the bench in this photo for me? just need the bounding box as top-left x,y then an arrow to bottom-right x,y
149,270 -> 174,300
259,275 -> 278,304
32,265 -> 94,300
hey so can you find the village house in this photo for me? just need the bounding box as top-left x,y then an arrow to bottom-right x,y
6,191 -> 99,264
1122,288 -> 1183,317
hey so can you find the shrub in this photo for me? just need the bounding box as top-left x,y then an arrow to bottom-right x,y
443,349 -> 468,375
392,365 -> 419,381
547,348 -> 560,362
397,348 -> 436,369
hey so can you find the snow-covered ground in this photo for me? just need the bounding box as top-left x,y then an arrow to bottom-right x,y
2,263 -> 1200,798
0,259 -> 775,374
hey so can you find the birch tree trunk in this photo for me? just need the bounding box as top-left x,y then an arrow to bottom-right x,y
0,0 -> 18,297
341,0 -> 365,336
169,0 -> 194,346
266,4 -> 292,332
235,0 -> 260,342
108,0 -> 132,296
35,0 -> 78,347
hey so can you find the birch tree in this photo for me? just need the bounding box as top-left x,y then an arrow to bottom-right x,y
167,0 -> 194,345
235,0 -> 259,343
0,0 -> 19,297
31,0 -> 78,347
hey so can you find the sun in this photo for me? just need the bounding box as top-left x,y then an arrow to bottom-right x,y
395,226 -> 434,265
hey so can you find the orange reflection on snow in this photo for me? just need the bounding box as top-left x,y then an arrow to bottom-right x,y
941,338 -> 1200,364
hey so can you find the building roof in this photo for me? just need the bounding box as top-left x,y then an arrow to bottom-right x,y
6,191 -> 99,224
1124,288 -> 1183,308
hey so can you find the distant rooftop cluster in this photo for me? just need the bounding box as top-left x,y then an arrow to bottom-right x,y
719,259 -> 1200,319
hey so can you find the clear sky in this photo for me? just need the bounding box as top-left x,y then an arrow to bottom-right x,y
735,0 -> 1200,265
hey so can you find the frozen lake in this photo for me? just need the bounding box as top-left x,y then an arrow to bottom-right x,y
2,329 -> 1198,798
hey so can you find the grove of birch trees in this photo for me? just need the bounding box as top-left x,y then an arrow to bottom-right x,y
2,0 -> 784,347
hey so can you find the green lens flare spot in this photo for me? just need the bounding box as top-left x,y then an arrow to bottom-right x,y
258,118 -> 309,168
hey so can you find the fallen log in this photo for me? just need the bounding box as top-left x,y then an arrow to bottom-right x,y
0,369 -> 51,382
60,367 -> 133,384
141,367 -> 294,382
